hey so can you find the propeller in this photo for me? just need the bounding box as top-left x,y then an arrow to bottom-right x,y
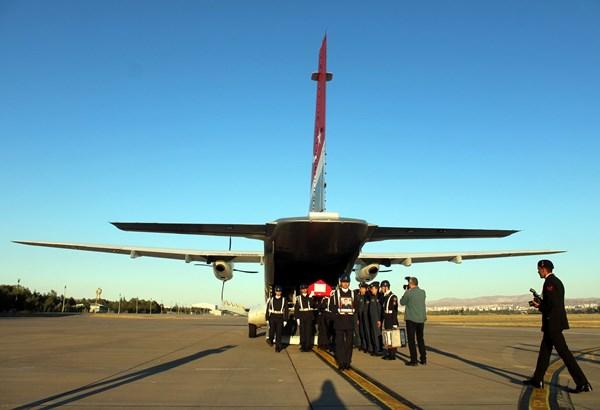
193,236 -> 259,303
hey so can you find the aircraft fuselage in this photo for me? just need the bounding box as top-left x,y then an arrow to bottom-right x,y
262,216 -> 372,298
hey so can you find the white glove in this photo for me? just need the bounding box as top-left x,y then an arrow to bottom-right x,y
393,325 -> 399,329
296,319 -> 300,326
309,291 -> 315,297
283,321 -> 287,327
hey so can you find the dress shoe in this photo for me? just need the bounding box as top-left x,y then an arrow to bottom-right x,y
275,346 -> 281,352
405,361 -> 418,366
522,379 -> 543,389
266,339 -> 273,346
569,383 -> 592,393
420,360 -> 427,365
382,355 -> 392,360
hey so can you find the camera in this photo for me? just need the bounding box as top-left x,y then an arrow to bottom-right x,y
403,276 -> 411,290
528,288 -> 543,307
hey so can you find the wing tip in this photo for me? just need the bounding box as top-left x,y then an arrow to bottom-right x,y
111,222 -> 127,231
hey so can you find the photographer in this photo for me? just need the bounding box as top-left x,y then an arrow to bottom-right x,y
400,276 -> 427,366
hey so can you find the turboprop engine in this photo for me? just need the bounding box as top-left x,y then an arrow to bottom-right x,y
354,262 -> 379,282
213,260 -> 233,282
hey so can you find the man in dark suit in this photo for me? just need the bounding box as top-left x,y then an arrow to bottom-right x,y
523,260 -> 592,393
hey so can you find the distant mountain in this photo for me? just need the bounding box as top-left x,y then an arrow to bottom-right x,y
428,294 -> 600,307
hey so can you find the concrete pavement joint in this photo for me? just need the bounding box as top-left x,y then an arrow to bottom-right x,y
312,347 -> 421,410
523,346 -> 600,410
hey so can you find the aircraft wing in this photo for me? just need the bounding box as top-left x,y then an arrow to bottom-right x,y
13,241 -> 263,264
111,222 -> 270,240
368,227 -> 518,241
357,249 -> 565,267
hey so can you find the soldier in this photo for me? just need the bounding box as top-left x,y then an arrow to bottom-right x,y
265,285 -> 289,352
317,294 -> 333,350
380,280 -> 399,360
295,283 -> 315,352
523,260 -> 592,393
330,274 -> 356,370
356,282 -> 370,352
367,281 -> 384,356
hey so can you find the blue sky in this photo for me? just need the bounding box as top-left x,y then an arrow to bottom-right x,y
1,0 -> 599,307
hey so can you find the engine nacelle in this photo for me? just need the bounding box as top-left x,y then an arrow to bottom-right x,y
354,263 -> 379,282
213,260 -> 233,282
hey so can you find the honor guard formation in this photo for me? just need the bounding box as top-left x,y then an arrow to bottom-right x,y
265,273 -> 428,371
264,259 -> 592,395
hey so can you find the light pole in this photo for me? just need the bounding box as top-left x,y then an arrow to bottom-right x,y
118,293 -> 121,315
61,285 -> 67,313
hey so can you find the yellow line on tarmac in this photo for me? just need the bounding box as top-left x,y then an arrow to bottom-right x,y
528,346 -> 600,410
312,347 -> 413,410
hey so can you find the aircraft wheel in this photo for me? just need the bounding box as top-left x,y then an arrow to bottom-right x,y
248,323 -> 257,338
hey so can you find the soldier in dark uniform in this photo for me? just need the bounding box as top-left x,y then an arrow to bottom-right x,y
380,280 -> 399,360
330,274 -> 357,370
317,295 -> 333,350
523,260 -> 592,393
265,285 -> 289,352
353,286 -> 361,349
294,283 -> 315,352
356,282 -> 370,352
324,294 -> 336,352
367,281 -> 384,356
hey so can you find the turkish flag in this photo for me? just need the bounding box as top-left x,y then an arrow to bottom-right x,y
308,280 -> 332,297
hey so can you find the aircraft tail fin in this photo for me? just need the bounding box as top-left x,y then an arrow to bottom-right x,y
309,36 -> 333,213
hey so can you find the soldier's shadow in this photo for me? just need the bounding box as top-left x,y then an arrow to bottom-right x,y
311,380 -> 346,409
425,346 -> 528,385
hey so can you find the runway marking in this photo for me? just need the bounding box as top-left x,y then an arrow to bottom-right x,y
285,349 -> 313,409
312,347 -> 420,410
526,345 -> 600,410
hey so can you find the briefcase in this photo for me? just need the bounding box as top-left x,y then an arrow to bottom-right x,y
383,328 -> 405,348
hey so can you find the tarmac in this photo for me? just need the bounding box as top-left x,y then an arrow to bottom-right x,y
0,314 -> 597,409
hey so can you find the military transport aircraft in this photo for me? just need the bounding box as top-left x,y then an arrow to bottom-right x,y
15,37 -> 562,337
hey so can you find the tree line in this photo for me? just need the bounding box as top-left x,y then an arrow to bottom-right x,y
0,284 -> 163,314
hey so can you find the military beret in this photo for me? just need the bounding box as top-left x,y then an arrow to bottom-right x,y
359,282 -> 368,289
369,281 -> 380,288
538,259 -> 554,271
274,285 -> 283,291
339,274 -> 350,283
380,280 -> 390,287
299,283 -> 308,289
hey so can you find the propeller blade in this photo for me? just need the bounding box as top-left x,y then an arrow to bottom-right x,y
233,268 -> 259,274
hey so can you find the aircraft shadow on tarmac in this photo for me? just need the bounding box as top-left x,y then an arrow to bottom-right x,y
424,346 -> 529,385
311,380 -> 346,409
14,344 -> 236,410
